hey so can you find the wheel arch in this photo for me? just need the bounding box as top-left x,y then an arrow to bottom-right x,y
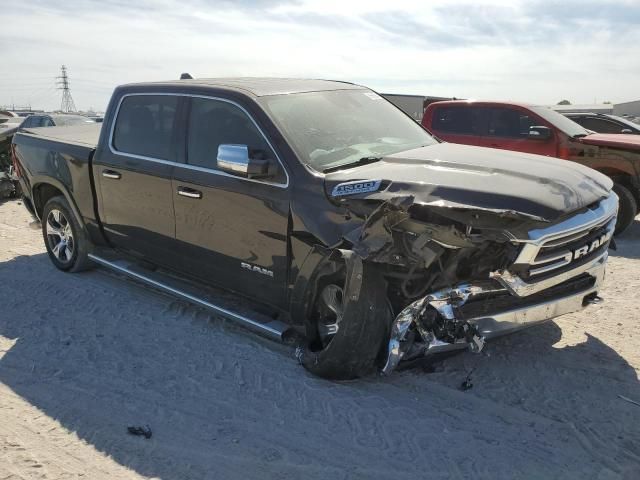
594,168 -> 640,205
31,177 -> 86,231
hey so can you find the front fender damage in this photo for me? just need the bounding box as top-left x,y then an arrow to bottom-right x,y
332,195 -> 543,374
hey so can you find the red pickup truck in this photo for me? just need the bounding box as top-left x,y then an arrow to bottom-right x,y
422,100 -> 640,233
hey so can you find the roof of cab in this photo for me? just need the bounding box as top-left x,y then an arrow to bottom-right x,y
428,99 -> 536,109
120,78 -> 365,97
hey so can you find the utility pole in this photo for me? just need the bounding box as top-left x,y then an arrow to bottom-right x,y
56,65 -> 77,112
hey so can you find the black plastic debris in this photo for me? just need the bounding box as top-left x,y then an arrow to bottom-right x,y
127,425 -> 152,439
460,369 -> 474,391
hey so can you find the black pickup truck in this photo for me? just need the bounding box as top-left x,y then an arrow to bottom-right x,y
12,78 -> 617,379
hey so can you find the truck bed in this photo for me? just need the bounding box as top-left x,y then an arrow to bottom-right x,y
20,123 -> 101,150
12,123 -> 102,226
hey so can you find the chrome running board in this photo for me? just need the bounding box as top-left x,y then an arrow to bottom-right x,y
88,253 -> 290,341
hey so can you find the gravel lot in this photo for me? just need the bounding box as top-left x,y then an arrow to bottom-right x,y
1,198 -> 639,479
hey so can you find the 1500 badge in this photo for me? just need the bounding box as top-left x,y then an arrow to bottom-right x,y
331,179 -> 382,197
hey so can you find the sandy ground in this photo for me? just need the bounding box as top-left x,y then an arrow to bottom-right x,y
0,198 -> 639,480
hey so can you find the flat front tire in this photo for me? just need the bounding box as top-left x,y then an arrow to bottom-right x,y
301,262 -> 392,380
42,196 -> 92,272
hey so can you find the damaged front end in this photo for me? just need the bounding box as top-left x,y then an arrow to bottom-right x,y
335,192 -> 617,374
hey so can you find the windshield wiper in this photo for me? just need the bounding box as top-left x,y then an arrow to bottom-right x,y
573,133 -> 589,138
322,156 -> 383,173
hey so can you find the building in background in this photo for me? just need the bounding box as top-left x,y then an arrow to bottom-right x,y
552,103 -> 614,114
381,94 -> 454,121
551,100 -> 640,120
613,100 -> 640,118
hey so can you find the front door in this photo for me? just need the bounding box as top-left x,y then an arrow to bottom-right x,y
95,94 -> 182,264
478,106 -> 556,156
171,96 -> 290,308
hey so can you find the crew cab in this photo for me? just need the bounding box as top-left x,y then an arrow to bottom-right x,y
12,78 -> 617,379
422,100 -> 640,233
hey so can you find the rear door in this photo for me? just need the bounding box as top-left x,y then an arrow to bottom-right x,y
171,96 -> 290,308
95,93 -> 183,265
425,104 -> 483,145
479,106 -> 556,156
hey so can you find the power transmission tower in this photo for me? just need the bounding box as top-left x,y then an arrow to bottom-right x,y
56,65 -> 77,112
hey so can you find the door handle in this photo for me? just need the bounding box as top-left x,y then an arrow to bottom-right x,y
102,169 -> 121,179
177,187 -> 202,199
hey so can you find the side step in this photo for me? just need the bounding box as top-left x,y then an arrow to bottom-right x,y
87,253 -> 291,342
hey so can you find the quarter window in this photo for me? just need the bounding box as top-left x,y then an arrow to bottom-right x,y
113,95 -> 179,161
187,98 -> 277,174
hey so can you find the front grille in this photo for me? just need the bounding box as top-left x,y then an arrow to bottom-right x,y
525,222 -> 612,279
509,195 -> 617,281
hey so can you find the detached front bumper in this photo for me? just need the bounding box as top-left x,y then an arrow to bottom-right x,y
382,250 -> 608,374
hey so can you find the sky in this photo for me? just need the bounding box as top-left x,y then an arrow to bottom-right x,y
1,0 -> 639,112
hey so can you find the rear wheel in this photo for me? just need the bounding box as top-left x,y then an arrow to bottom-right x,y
42,196 -> 92,272
300,262 -> 392,380
613,183 -> 638,235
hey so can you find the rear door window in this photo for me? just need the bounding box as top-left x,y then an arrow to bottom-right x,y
431,106 -> 482,135
486,107 -> 537,138
112,95 -> 179,161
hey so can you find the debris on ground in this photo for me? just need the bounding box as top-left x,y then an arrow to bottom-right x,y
460,369 -> 474,391
127,425 -> 152,439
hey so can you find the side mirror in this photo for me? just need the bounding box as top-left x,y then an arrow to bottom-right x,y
621,129 -> 633,134
528,125 -> 551,140
216,144 -> 275,179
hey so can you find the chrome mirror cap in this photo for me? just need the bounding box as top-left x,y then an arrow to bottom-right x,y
217,144 -> 250,176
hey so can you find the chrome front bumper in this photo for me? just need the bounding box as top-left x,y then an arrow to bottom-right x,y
382,250 -> 608,374
473,251 -> 606,339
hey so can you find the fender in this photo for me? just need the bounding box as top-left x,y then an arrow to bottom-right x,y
30,175 -> 87,230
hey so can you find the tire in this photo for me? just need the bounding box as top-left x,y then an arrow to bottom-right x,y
613,183 -> 638,235
42,196 -> 92,272
301,262 -> 392,380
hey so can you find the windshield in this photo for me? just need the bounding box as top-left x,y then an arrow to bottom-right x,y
259,89 -> 436,171
608,115 -> 640,130
530,106 -> 590,137
53,115 -> 95,126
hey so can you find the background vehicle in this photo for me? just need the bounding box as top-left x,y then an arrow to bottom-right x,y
0,115 -> 26,198
19,113 -> 95,129
423,100 -> 640,233
563,112 -> 640,135
11,78 -> 616,379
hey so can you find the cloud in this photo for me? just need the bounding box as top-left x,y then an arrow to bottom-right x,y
1,0 -> 638,111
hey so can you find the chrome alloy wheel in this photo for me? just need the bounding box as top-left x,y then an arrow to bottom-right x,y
317,284 -> 344,345
45,209 -> 75,263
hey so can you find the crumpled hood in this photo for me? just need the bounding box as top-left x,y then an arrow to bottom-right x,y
324,143 -> 613,222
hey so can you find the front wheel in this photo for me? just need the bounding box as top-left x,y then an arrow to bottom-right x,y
42,196 -> 92,272
613,183 -> 638,235
300,262 -> 392,380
